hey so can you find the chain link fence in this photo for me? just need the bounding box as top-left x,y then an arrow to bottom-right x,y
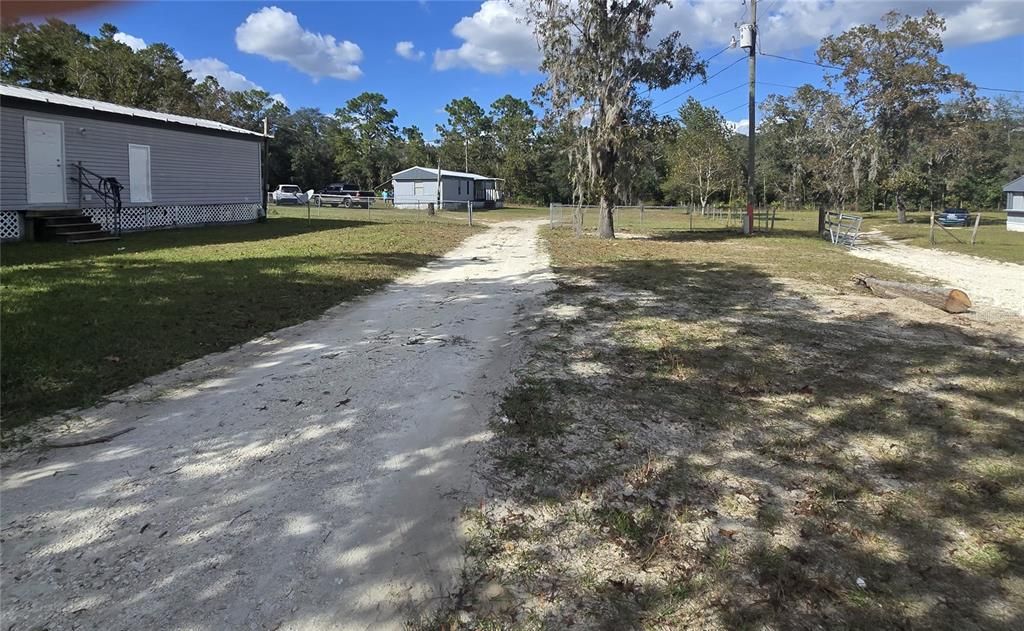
269,196 -> 480,226
549,203 -> 777,234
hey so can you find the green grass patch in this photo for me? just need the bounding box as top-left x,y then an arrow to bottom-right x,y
866,211 -> 1024,264
544,221 -> 914,288
1,215 -> 477,428
497,377 -> 566,437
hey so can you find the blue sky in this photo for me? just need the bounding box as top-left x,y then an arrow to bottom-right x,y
69,1 -> 1024,138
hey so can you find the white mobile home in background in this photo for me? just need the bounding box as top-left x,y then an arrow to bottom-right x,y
1004,175 -> 1024,232
391,166 -> 503,210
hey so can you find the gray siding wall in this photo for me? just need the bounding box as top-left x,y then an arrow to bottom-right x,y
1008,210 -> 1024,232
1,100 -> 261,210
392,177 -> 477,207
444,176 -> 474,202
393,179 -> 438,206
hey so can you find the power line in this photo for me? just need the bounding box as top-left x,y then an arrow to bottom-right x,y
640,44 -> 734,101
759,79 -> 1022,95
656,83 -> 748,115
977,86 -> 1024,94
722,102 -> 750,115
653,55 -> 746,110
758,80 -> 802,90
689,83 -> 750,113
760,52 -> 840,70
701,82 -> 749,103
761,0 -> 783,14
704,44 -> 733,64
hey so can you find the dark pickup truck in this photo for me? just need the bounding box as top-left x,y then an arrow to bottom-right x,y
311,183 -> 374,208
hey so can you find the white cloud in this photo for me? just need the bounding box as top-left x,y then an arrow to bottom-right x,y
181,56 -> 287,105
435,1 -> 1024,74
183,57 -> 262,92
942,0 -> 1024,46
113,32 -> 147,51
235,6 -> 363,80
433,0 -> 540,73
395,40 -> 425,61
654,0 -> 1024,53
728,119 -> 749,136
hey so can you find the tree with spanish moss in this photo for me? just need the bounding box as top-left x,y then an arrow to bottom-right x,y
525,0 -> 703,238
818,10 -> 975,223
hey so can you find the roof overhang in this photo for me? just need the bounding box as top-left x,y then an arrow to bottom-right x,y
0,83 -> 266,139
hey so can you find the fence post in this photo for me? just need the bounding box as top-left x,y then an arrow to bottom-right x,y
639,202 -> 645,227
929,211 -> 935,245
970,213 -> 981,245
468,201 -> 473,226
549,202 -> 554,227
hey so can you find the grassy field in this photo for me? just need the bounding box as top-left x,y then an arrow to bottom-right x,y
1,213 -> 478,430
866,211 -> 1023,264
424,227 -> 1024,629
541,204 -> 1023,263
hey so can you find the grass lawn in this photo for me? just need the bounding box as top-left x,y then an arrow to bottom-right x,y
1,214 -> 478,430
865,211 -> 1024,265
423,227 -> 1024,629
554,205 -> 1023,265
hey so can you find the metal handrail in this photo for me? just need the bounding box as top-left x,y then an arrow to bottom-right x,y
70,162 -> 123,235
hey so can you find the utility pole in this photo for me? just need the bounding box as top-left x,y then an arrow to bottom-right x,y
744,0 -> 757,235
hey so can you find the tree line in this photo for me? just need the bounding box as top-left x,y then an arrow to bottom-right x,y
2,11 -> 1022,214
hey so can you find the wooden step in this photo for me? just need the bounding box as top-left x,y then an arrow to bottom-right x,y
45,216 -> 93,225
66,235 -> 120,244
55,228 -> 107,237
24,208 -> 85,219
53,223 -> 103,234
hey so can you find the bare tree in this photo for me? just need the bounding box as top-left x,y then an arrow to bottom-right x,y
525,0 -> 702,238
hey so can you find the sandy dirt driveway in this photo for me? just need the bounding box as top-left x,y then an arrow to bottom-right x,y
1,220 -> 552,631
850,232 -> 1023,315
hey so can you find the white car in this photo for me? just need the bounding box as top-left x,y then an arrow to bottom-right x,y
272,184 -> 308,205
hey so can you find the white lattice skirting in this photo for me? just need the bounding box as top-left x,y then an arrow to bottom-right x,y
85,203 -> 261,233
1,203 -> 260,241
0,210 -> 22,241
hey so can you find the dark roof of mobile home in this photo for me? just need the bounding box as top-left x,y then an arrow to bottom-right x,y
0,84 -> 265,138
1004,175 -> 1024,192
392,166 -> 501,181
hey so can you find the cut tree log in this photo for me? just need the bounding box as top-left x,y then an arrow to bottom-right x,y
855,276 -> 972,314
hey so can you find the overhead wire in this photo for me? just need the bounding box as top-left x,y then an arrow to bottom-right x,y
977,86 -> 1024,94
652,55 -> 747,110
761,51 -> 839,70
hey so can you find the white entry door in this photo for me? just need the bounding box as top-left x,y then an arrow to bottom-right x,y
128,144 -> 152,203
25,118 -> 66,204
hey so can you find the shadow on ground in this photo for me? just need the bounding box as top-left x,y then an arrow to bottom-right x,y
440,255 -> 1023,629
1,243 -> 553,630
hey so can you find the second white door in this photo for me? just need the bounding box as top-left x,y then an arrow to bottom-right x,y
128,143 -> 152,203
